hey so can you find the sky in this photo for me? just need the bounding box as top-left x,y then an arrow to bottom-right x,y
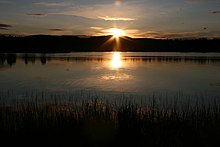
0,0 -> 220,38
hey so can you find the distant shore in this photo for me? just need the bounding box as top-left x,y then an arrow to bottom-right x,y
0,35 -> 220,53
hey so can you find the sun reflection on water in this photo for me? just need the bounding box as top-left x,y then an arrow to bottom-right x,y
111,52 -> 122,69
101,52 -> 133,81
102,73 -> 132,81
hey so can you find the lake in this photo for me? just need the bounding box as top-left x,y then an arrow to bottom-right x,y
0,52 -> 220,103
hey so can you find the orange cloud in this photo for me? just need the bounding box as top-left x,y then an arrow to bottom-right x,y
99,16 -> 135,21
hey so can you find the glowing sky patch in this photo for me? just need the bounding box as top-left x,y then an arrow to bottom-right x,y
115,0 -> 121,6
0,0 -> 219,38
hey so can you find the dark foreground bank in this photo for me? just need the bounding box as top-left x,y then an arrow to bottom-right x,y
0,35 -> 220,53
0,97 -> 220,147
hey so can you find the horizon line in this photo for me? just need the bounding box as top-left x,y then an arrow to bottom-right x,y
0,34 -> 220,40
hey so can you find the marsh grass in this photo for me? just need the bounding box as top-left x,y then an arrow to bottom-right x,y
0,93 -> 220,146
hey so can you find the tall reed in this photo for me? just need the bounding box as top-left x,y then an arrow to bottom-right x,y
0,93 -> 220,146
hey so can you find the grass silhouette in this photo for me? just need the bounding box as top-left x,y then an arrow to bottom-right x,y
0,93 -> 220,146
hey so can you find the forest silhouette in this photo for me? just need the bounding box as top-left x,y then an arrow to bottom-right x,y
0,35 -> 220,53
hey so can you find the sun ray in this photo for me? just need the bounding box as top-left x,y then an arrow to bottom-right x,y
94,27 -> 132,51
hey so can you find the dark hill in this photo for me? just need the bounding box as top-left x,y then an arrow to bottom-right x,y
0,35 -> 220,53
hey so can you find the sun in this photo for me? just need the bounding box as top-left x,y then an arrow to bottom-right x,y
109,28 -> 125,38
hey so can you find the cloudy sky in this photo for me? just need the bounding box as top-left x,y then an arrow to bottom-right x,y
0,0 -> 220,38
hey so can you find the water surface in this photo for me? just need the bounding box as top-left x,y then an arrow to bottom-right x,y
0,52 -> 220,102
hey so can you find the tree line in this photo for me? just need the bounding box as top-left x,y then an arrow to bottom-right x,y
0,35 -> 220,53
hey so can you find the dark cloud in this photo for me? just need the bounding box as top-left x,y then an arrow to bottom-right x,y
26,13 -> 47,16
0,28 -> 8,30
211,11 -> 220,14
48,29 -> 65,31
142,31 -> 218,39
0,23 -> 12,30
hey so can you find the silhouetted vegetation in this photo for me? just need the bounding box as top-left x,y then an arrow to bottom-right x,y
0,93 -> 220,146
0,35 -> 220,53
1,53 -> 220,67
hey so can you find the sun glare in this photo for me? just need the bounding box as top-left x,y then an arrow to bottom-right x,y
111,52 -> 122,68
109,28 -> 125,38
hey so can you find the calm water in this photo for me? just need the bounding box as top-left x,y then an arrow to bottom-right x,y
0,52 -> 220,102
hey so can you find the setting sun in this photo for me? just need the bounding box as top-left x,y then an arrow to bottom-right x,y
109,28 -> 125,38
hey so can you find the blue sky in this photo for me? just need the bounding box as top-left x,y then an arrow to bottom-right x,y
0,0 -> 220,38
